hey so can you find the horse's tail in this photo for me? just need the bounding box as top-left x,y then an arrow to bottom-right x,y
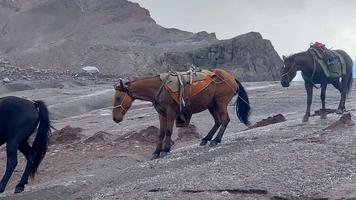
345,62 -> 353,96
337,49 -> 353,97
31,100 -> 51,178
346,70 -> 353,97
235,79 -> 251,126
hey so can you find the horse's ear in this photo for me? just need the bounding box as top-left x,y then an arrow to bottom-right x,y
282,55 -> 287,61
119,79 -> 124,87
113,84 -> 120,90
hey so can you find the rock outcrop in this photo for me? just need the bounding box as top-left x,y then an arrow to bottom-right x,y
154,32 -> 283,81
0,0 -> 282,81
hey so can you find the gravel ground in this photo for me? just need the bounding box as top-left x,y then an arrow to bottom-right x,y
0,80 -> 356,200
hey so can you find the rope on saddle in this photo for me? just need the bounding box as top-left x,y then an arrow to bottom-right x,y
153,74 -> 170,115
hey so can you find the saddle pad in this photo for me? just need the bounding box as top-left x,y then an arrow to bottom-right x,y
160,70 -> 215,92
166,76 -> 214,104
308,48 -> 346,78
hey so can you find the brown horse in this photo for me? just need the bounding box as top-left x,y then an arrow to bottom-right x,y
280,50 -> 353,122
112,68 -> 251,159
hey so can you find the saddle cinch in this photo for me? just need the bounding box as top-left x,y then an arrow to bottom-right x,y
159,68 -> 216,127
308,42 -> 346,78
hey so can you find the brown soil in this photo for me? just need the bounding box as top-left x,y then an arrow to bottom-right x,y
83,131 -> 113,144
323,112 -> 355,131
50,126 -> 83,145
176,124 -> 201,142
247,114 -> 286,129
116,126 -> 160,144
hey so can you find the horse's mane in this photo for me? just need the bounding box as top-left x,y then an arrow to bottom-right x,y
125,75 -> 160,85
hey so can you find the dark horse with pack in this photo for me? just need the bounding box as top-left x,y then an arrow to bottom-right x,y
281,42 -> 353,122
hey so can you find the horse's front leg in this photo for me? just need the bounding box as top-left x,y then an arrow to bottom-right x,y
303,83 -> 313,122
0,141 -> 19,193
160,109 -> 177,158
152,115 -> 166,160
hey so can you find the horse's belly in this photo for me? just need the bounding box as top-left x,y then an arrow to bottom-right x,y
183,92 -> 215,113
0,131 -> 5,146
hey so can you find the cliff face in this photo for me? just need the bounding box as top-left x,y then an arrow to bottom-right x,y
154,32 -> 283,81
0,0 -> 282,81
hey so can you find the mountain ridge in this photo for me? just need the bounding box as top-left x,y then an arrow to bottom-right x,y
0,0 -> 282,81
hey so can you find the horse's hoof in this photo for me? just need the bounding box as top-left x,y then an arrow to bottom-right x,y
151,153 -> 160,160
200,139 -> 208,146
336,109 -> 343,114
14,186 -> 24,193
320,113 -> 327,119
302,115 -> 309,122
209,140 -> 219,147
159,151 -> 168,158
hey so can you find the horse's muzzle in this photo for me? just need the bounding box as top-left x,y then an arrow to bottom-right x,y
113,117 -> 123,123
281,81 -> 290,88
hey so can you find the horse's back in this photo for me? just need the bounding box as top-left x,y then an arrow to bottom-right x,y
211,68 -> 238,92
0,96 -> 39,135
335,49 -> 353,69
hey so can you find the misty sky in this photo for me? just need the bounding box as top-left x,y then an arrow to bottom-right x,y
132,0 -> 356,60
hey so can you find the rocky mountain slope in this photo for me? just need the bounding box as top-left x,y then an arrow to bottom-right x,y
0,0 -> 282,81
154,32 -> 282,81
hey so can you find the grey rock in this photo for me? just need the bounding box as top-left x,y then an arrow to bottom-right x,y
2,77 -> 10,83
154,32 -> 283,81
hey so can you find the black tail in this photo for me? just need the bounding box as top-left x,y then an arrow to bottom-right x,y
235,79 -> 251,126
31,100 -> 51,178
346,69 -> 353,97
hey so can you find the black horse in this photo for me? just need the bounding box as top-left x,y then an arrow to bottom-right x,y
280,50 -> 353,122
0,96 -> 51,193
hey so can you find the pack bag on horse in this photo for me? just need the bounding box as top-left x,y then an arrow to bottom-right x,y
0,96 -> 51,193
280,42 -> 353,122
112,68 -> 251,159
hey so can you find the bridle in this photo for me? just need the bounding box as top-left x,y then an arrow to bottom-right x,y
281,60 -> 297,83
281,56 -> 319,89
113,81 -> 133,112
112,92 -> 129,112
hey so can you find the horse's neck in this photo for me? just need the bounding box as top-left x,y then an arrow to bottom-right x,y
295,51 -> 313,72
129,77 -> 161,102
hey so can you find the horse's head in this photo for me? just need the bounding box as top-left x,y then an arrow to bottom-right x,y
112,79 -> 134,123
280,55 -> 297,87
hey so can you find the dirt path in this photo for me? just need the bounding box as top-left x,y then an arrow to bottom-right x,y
1,81 -> 356,199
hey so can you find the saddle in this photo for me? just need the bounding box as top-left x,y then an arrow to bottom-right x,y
158,67 -> 215,128
159,68 -> 215,108
308,42 -> 346,78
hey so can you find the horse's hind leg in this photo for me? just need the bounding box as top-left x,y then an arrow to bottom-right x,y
336,76 -> 349,114
320,83 -> 327,119
210,103 -> 230,147
332,79 -> 341,92
0,140 -> 19,193
200,107 -> 221,146
14,141 -> 35,193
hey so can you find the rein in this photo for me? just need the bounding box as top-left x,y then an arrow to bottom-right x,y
281,61 -> 297,82
302,57 -> 320,89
